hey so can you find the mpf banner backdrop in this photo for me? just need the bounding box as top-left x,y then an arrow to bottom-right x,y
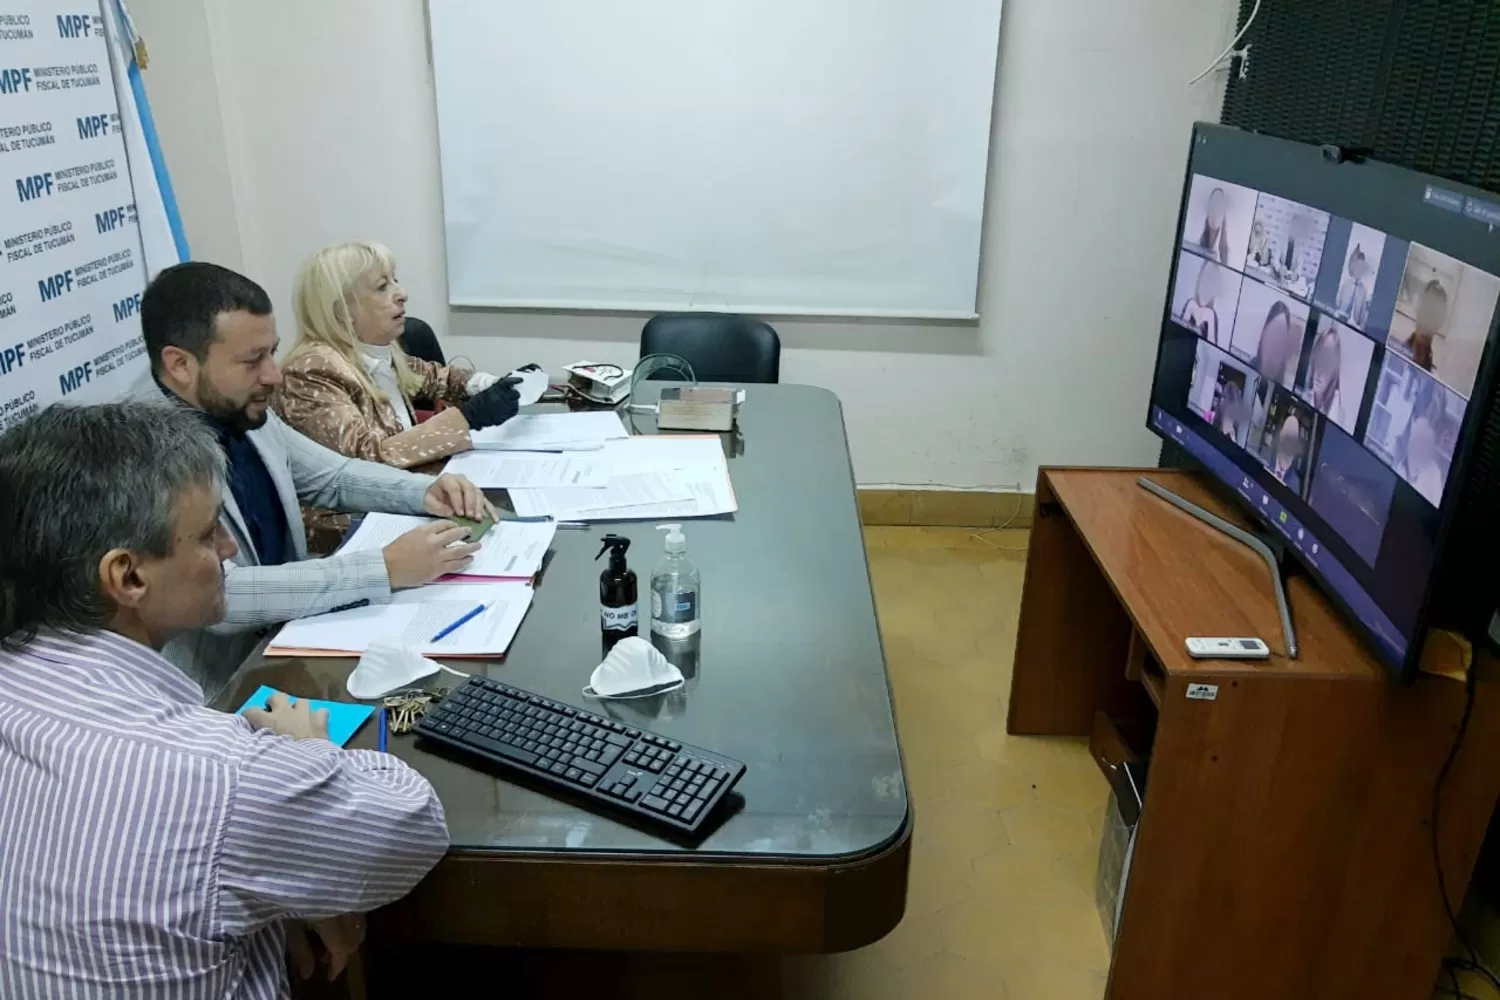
0,0 -> 149,430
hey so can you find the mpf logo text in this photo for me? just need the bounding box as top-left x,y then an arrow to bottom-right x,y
0,69 -> 33,95
56,14 -> 94,38
95,205 -> 131,234
113,293 -> 141,323
16,172 -> 52,202
59,361 -> 91,395
77,113 -> 114,140
0,343 -> 24,376
38,270 -> 73,303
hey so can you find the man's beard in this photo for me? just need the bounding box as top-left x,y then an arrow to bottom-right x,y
197,372 -> 269,434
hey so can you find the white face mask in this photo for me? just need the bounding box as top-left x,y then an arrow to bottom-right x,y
509,365 -> 549,406
347,636 -> 467,700
583,637 -> 685,700
468,365 -> 549,406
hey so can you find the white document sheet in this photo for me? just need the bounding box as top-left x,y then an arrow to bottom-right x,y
267,582 -> 534,657
510,436 -> 737,520
598,435 -> 727,472
469,412 -> 629,452
340,513 -> 556,580
509,471 -> 696,519
573,473 -> 737,520
442,450 -> 610,488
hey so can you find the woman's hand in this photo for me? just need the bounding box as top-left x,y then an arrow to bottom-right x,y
457,379 -> 521,431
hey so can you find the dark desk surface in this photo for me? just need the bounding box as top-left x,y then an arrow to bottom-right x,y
221,384 -> 907,864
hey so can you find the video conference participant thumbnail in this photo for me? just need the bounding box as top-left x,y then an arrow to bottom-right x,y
1305,421 -> 1400,568
1180,175 -> 1256,271
1312,219 -> 1406,338
1187,338 -> 1260,449
1364,351 -> 1465,508
1386,242 -> 1500,400
1244,194 -> 1330,302
1253,386 -> 1317,495
1293,314 -> 1378,434
1170,251 -> 1244,347
1230,278 -> 1310,387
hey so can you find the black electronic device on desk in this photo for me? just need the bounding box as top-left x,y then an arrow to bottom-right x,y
416,675 -> 746,837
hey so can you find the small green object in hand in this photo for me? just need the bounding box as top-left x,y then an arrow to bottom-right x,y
450,515 -> 495,542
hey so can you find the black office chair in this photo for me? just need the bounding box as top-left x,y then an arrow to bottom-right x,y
398,316 -> 446,413
639,312 -> 781,383
399,316 -> 446,366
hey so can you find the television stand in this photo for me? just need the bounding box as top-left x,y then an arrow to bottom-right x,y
1007,467 -> 1500,1000
1136,476 -> 1298,658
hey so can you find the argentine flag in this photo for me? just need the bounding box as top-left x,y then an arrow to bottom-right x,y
100,0 -> 188,277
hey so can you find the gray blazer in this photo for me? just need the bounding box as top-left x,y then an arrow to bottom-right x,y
128,374 -> 434,701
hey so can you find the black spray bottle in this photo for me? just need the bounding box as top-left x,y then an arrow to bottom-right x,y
596,534 -> 638,646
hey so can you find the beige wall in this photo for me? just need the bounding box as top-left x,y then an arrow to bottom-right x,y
130,0 -> 241,270
129,0 -> 1237,488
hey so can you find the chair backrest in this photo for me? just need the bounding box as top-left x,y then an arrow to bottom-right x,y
399,316 -> 446,366
399,316 -> 445,412
639,312 -> 781,383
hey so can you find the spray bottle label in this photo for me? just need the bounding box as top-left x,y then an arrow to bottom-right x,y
602,604 -> 638,631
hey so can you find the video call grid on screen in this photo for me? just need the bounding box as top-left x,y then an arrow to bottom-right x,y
1173,173 -> 1500,515
1157,144 -> 1500,667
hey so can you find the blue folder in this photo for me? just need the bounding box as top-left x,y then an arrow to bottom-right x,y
235,685 -> 374,747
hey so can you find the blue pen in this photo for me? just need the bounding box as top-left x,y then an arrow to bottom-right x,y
430,603 -> 487,643
377,707 -> 388,752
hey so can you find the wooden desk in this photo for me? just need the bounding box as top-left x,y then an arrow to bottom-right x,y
224,385 -> 909,961
1008,467 -> 1500,1000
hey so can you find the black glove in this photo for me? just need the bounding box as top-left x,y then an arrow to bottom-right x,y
458,379 -> 521,430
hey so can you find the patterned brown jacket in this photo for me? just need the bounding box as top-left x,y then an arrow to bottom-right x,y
273,343 -> 476,469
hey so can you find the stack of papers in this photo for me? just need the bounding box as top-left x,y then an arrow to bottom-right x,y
469,411 -> 629,452
509,436 -> 736,521
267,582 -> 534,658
441,451 -> 610,489
339,513 -> 556,581
449,412 -> 737,522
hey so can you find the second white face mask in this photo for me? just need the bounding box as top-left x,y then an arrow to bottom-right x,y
583,637 -> 684,700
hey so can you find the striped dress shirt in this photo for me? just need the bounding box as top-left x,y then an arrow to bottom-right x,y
0,629 -> 449,999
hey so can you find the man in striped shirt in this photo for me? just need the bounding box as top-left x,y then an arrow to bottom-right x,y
0,402 -> 450,998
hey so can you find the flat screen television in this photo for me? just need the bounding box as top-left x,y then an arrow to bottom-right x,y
1146,124 -> 1500,682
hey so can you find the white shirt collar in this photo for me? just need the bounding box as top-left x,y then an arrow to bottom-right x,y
358,341 -> 394,373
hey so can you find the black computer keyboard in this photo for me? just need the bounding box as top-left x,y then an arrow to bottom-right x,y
415,675 -> 746,836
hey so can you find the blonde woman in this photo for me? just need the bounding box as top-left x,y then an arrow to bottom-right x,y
274,242 -> 520,469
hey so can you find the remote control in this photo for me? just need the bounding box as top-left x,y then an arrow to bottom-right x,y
1185,637 -> 1271,659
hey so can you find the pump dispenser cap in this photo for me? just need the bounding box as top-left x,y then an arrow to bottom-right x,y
658,523 -> 686,554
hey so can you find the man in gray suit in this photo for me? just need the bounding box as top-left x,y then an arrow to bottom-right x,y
131,262 -> 491,701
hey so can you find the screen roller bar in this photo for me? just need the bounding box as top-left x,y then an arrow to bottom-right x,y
1137,477 -> 1299,659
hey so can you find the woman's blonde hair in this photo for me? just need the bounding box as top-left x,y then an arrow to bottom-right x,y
287,241 -> 423,405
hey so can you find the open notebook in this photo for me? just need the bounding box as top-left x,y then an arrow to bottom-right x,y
266,582 -> 534,658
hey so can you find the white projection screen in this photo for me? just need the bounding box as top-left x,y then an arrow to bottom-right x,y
427,0 -> 1004,319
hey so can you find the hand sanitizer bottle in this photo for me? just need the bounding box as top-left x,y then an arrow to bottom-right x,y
650,524 -> 700,642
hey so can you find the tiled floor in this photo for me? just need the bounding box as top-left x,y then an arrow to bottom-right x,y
778,525 -> 1111,1000
786,525 -> 1497,1000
